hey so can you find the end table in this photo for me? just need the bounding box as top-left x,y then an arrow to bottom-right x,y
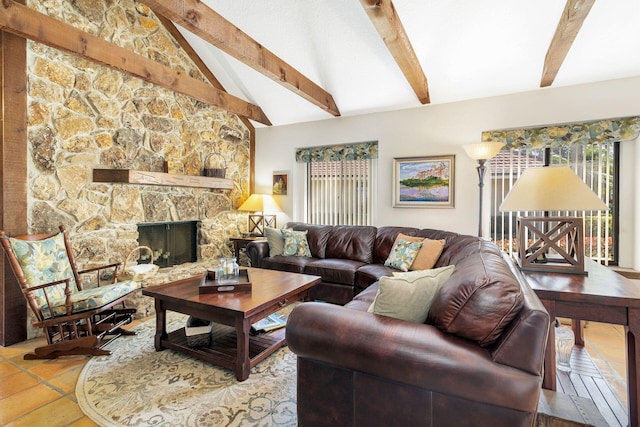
230,236 -> 264,262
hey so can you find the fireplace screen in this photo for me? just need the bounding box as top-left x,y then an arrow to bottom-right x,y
137,221 -> 197,268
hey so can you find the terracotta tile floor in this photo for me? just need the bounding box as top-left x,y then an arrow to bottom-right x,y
0,318 -> 145,427
0,318 -> 629,426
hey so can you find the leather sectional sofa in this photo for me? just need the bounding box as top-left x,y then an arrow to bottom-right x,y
247,223 -> 550,426
246,222 -> 471,305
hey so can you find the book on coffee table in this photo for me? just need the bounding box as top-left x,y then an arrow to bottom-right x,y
251,313 -> 286,334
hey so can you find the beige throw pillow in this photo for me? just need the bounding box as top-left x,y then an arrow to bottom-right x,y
367,265 -> 455,323
393,233 -> 445,270
264,227 -> 285,257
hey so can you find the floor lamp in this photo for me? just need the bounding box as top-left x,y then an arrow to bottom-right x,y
499,166 -> 608,275
463,141 -> 504,237
238,194 -> 282,236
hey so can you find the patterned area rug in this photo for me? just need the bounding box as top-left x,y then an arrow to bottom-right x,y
76,312 -> 297,427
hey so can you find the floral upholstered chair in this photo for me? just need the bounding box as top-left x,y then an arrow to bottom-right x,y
0,225 -> 139,359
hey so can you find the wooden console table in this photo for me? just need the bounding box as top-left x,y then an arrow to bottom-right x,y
521,259 -> 640,427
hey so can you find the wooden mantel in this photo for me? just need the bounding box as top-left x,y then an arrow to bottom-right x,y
93,169 -> 233,190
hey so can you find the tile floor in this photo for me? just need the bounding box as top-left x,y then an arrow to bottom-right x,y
0,318 -> 629,426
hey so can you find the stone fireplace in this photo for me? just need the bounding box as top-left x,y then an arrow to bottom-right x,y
137,221 -> 198,268
12,1 -> 254,339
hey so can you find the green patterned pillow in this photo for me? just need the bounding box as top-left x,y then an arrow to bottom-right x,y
282,229 -> 312,257
384,238 -> 423,271
8,232 -> 78,308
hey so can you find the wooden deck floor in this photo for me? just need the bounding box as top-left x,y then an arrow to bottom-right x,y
556,346 -> 628,427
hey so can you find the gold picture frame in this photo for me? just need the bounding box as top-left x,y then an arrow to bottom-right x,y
393,155 -> 455,208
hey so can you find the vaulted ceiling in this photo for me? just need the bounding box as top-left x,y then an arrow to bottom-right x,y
159,0 -> 640,128
3,0 -> 640,128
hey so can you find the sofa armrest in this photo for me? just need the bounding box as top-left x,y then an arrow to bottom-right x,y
246,240 -> 270,267
286,302 -> 542,412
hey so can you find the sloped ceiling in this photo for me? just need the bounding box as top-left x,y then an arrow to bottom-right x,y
171,0 -> 640,127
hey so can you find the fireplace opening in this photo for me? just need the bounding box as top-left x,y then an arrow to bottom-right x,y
137,220 -> 198,268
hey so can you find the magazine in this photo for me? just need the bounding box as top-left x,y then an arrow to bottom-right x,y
251,313 -> 286,334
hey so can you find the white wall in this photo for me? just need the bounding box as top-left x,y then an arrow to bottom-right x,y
255,76 -> 640,268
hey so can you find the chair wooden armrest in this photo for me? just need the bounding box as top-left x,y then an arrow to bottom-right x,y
23,277 -> 74,316
78,262 -> 123,285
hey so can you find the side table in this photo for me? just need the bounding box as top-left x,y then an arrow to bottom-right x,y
519,258 -> 640,427
230,236 -> 264,261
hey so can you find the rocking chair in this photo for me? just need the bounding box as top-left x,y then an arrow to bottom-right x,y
0,225 -> 140,359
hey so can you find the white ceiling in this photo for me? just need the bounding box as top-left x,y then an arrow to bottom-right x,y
175,0 -> 640,128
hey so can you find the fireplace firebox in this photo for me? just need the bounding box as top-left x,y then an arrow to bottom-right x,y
137,221 -> 198,268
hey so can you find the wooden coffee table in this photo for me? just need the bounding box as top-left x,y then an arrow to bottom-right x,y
142,267 -> 320,381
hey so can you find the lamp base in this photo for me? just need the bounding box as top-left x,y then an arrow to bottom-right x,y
247,214 -> 276,236
515,217 -> 588,275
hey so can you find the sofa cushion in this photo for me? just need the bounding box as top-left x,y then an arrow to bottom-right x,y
282,229 -> 312,257
427,241 -> 524,347
354,264 -> 394,290
367,266 -> 455,323
346,282 -> 379,311
264,227 -> 285,257
325,226 -> 377,263
304,258 -> 365,286
384,239 -> 423,271
287,223 -> 333,259
433,234 -> 481,267
373,226 -> 419,264
260,255 -> 316,274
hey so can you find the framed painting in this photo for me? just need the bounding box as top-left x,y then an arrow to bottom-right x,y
393,155 -> 455,208
272,171 -> 288,195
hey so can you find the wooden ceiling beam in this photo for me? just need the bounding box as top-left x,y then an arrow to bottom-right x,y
359,0 -> 430,104
0,0 -> 271,125
541,0 -> 595,88
143,0 -> 340,117
155,14 -> 257,133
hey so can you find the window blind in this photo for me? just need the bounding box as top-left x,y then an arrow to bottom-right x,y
297,142 -> 378,226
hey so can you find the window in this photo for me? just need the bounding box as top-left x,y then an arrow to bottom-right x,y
482,115 -> 640,266
490,143 -> 618,264
296,142 -> 378,226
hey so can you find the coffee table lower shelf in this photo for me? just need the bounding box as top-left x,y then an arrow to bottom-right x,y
161,322 -> 287,373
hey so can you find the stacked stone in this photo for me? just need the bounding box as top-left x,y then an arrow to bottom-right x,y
23,0 -> 251,331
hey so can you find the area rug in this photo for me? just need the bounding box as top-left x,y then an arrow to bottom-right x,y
76,312 -> 297,427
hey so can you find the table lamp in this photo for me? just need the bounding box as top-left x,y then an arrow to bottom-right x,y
499,166 -> 608,275
238,194 -> 282,236
463,141 -> 504,237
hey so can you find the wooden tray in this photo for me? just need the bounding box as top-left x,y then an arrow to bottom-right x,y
199,269 -> 252,293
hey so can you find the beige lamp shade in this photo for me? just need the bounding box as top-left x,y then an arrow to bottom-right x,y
238,194 -> 282,213
500,166 -> 608,212
462,141 -> 504,160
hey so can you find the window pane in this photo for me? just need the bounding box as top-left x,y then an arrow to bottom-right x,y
307,158 -> 375,226
490,143 -> 617,264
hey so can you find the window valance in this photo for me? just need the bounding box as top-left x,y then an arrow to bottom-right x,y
296,141 -> 378,163
481,116 -> 640,150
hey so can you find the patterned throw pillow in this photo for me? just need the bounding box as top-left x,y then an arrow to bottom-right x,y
393,233 -> 446,271
282,229 -> 312,257
384,238 -> 423,271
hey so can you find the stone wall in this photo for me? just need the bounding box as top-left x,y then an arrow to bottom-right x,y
23,1 -> 251,333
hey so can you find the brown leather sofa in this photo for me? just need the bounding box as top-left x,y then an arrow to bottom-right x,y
246,222 -> 472,304
250,223 -> 550,426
